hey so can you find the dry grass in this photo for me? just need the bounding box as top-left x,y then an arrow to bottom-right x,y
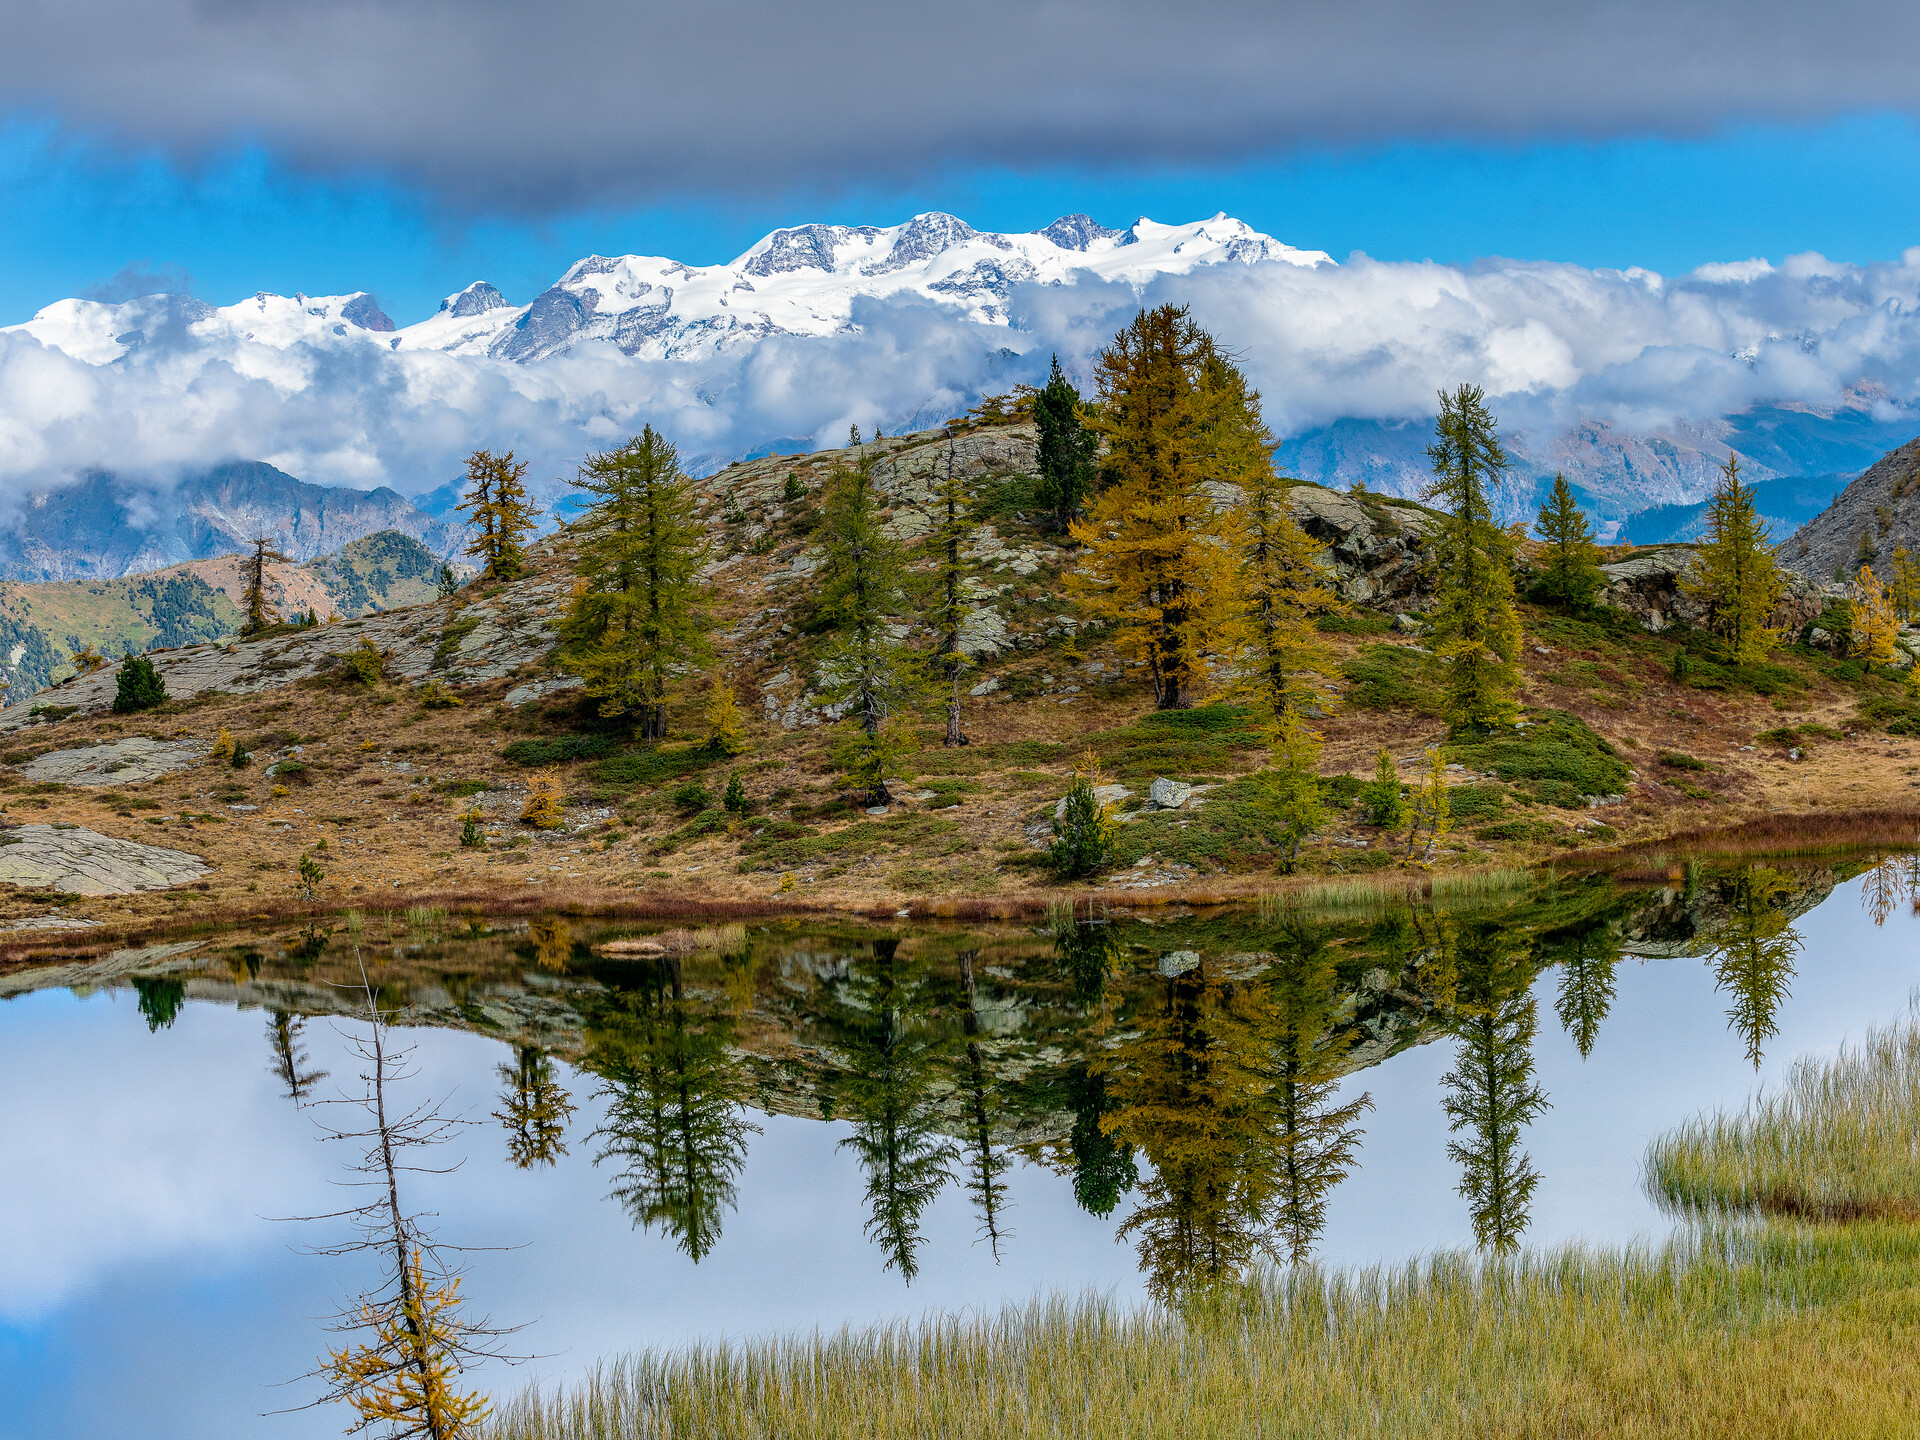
480,1004 -> 1920,1440
1571,808 -> 1920,869
483,1226 -> 1920,1440
1649,997 -> 1920,1221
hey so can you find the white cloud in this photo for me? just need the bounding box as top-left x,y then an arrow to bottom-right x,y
2,247 -> 1918,515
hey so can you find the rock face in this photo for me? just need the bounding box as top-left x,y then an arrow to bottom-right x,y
1283,485 -> 1442,607
0,825 -> 208,894
1148,778 -> 1193,810
1597,546 -> 1831,636
1783,433 -> 1920,580
19,737 -> 204,785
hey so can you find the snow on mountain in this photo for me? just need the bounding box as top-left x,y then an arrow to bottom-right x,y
8,213 -> 1327,367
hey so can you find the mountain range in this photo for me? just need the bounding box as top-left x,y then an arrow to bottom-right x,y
0,462 -> 461,583
13,213 -> 1325,366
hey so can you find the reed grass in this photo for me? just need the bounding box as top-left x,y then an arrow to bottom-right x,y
1648,997 -> 1920,1221
483,1225 -> 1920,1440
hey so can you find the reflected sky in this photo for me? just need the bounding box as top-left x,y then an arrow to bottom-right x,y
3,862 -> 1917,1439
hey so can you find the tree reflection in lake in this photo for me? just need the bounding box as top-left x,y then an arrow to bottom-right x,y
585,954 -> 758,1261
1264,913 -> 1372,1264
1106,958 -> 1280,1301
824,938 -> 959,1281
956,951 -> 1013,1260
1706,866 -> 1802,1068
132,975 -> 185,1032
1440,920 -> 1549,1252
267,1010 -> 328,1104
493,1047 -> 576,1169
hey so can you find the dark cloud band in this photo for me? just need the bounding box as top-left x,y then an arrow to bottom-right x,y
4,0 -> 1917,211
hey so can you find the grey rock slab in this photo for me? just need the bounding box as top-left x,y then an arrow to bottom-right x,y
1157,950 -> 1201,978
1053,783 -> 1131,820
0,940 -> 204,999
20,736 -> 205,785
0,824 -> 209,895
1148,777 -> 1193,810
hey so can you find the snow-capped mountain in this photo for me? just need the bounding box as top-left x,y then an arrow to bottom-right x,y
9,212 -> 1328,366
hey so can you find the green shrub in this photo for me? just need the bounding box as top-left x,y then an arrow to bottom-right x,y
738,812 -> 961,871
1090,705 -> 1264,778
341,637 -> 385,686
1858,694 -> 1920,735
502,734 -> 620,765
1446,784 -> 1506,819
1447,710 -> 1631,808
1340,645 -> 1443,715
1109,775 -> 1301,872
111,654 -> 166,714
1316,612 -> 1394,636
1049,774 -> 1117,880
1659,751 -> 1710,771
669,782 -> 711,815
723,774 -> 751,815
586,745 -> 717,787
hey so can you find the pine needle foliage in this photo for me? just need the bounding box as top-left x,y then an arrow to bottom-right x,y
703,677 -> 747,758
240,535 -> 291,634
1889,544 -> 1920,620
1406,750 -> 1452,861
1849,564 -> 1900,664
69,642 -> 105,674
1362,746 -> 1407,830
1032,354 -> 1098,531
1424,385 -> 1522,734
1050,756 -> 1118,881
1682,454 -> 1783,665
1531,474 -> 1604,609
1266,711 -> 1326,874
558,428 -> 710,739
457,450 -> 540,583
111,652 -> 166,713
815,452 -> 920,804
520,770 -> 565,830
926,435 -> 976,746
1071,305 -> 1243,711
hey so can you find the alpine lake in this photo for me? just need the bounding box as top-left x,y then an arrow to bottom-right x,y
5,852 -> 1919,1439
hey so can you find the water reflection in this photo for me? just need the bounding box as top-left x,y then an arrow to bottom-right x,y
11,852 -> 1907,1315
586,956 -> 757,1262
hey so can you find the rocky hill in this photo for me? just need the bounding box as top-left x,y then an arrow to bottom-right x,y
1782,434 -> 1920,579
0,418 -> 1916,933
0,462 -> 462,582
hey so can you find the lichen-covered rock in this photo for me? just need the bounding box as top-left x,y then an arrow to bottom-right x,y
1598,546 -> 1831,636
0,824 -> 209,894
1148,777 -> 1194,809
1283,485 -> 1441,606
19,736 -> 204,785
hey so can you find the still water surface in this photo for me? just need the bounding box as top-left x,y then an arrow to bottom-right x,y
4,858 -> 1918,1438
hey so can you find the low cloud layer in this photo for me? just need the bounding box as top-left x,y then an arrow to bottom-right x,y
4,1 -> 1920,211
4,246 -> 1919,517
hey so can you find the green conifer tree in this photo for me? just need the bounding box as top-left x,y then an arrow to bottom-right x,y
1032,354 -> 1098,531
1362,746 -> 1407,829
1532,474 -> 1604,609
1683,454 -> 1783,665
558,427 -> 710,739
815,452 -> 919,804
927,434 -> 977,746
457,449 -> 541,582
1425,385 -> 1523,733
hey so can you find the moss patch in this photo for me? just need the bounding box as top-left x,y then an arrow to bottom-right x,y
1448,710 -> 1632,808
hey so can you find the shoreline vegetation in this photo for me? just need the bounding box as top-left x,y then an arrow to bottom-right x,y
0,817 -> 1914,971
482,1005 -> 1920,1440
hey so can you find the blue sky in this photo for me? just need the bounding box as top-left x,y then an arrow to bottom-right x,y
6,112 -> 1919,327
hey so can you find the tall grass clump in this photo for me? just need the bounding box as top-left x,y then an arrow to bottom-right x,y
482,1228 -> 1920,1440
1649,997 -> 1920,1220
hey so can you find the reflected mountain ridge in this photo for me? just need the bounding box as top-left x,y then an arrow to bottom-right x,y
0,856 -> 1880,1295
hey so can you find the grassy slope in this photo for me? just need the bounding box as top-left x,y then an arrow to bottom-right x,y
486,1012 -> 1920,1439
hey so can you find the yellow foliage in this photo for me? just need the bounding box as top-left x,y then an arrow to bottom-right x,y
1850,564 -> 1900,664
324,1252 -> 489,1438
520,770 -> 565,830
69,643 -> 106,674
705,675 -> 748,756
1407,749 -> 1453,862
360,739 -> 377,752
211,726 -> 235,760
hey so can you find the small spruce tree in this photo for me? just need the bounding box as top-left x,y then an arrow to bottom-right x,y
1361,746 -> 1407,830
723,773 -> 750,815
1032,354 -> 1098,532
1050,760 -> 1117,881
1531,474 -> 1604,609
111,653 -> 166,713
1268,710 -> 1326,874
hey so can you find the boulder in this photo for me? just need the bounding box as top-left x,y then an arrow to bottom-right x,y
1157,949 -> 1201,978
1597,546 -> 1831,637
1148,777 -> 1193,809
1283,486 -> 1441,607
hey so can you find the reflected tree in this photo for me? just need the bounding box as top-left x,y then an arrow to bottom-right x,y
132,975 -> 186,1033
832,939 -> 958,1281
1106,962 -> 1279,1301
1708,865 -> 1801,1068
1858,854 -> 1917,928
529,917 -> 572,974
1052,906 -> 1123,1006
1440,923 -> 1548,1252
1546,922 -> 1620,1060
586,956 -> 758,1262
1062,1064 -> 1136,1217
956,952 -> 1014,1260
492,1047 -> 577,1169
1265,917 -> 1372,1263
268,1010 -> 329,1104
